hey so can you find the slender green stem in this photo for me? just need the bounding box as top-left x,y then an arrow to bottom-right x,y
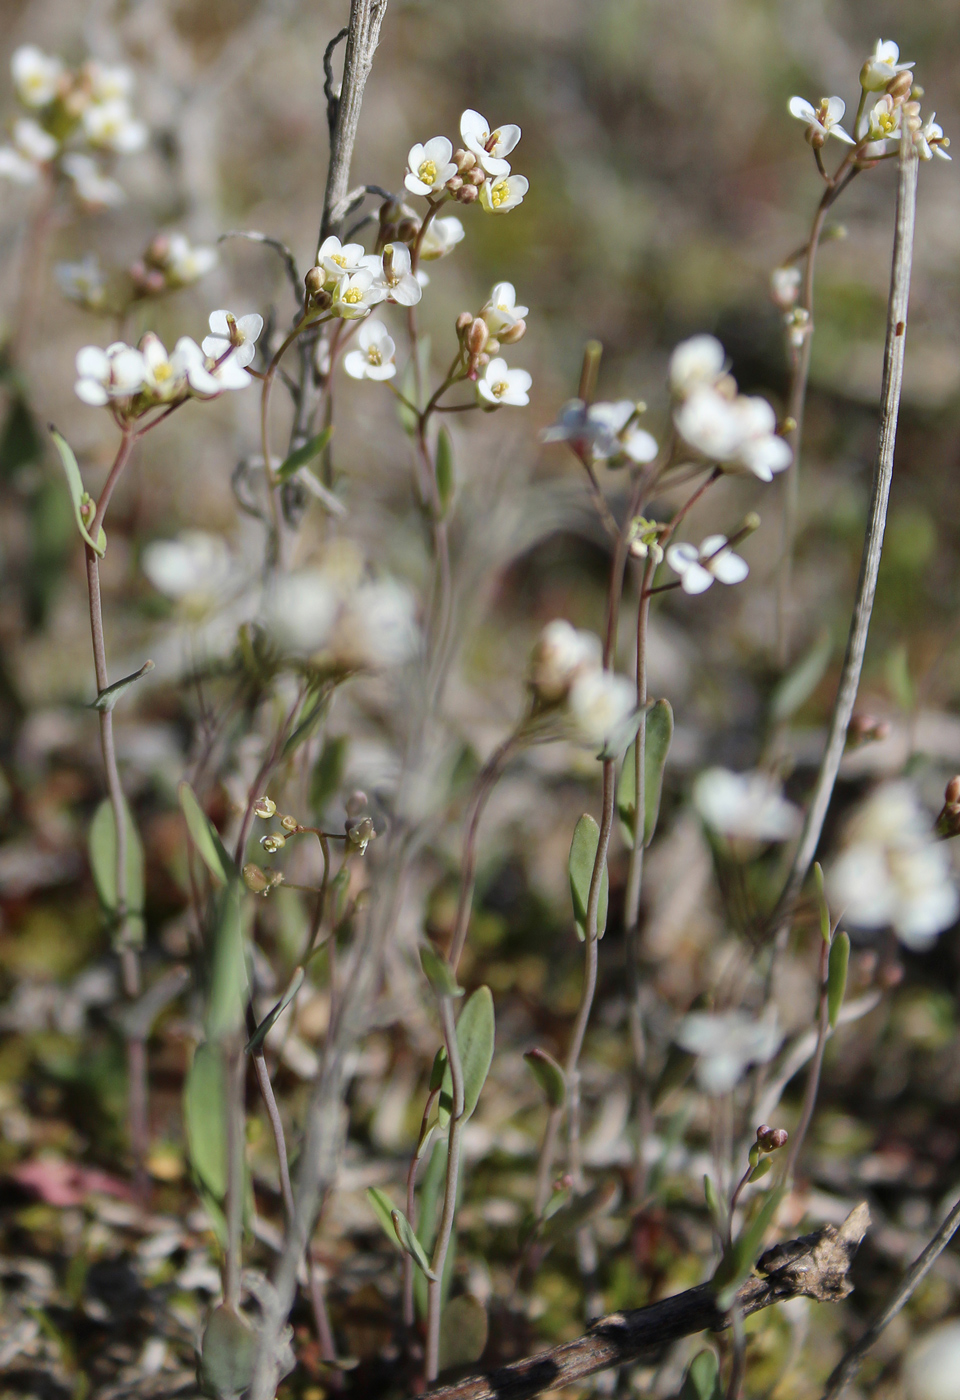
426,995 -> 466,1382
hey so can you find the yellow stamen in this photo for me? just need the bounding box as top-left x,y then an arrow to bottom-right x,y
367,348 -> 382,366
343,287 -> 363,304
417,159 -> 437,185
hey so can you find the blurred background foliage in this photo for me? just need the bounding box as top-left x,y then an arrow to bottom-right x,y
2,1 -> 960,1398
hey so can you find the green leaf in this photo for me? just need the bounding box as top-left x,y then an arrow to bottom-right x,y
748,1157 -> 772,1183
275,427 -> 333,483
435,427 -> 455,517
199,1304 -> 255,1398
523,1048 -> 566,1108
88,798 -> 145,946
392,1206 -> 438,1280
618,699 -> 674,847
814,862 -> 830,944
439,986 -> 495,1127
439,1295 -> 488,1370
310,735 -> 347,817
568,814 -> 608,940
712,1184 -> 785,1306
366,1186 -> 403,1252
178,781 -> 234,885
429,1046 -> 448,1091
420,945 -> 464,999
245,966 -> 305,1054
184,1043 -> 227,1200
49,426 -> 106,555
90,659 -> 154,712
680,1350 -> 723,1400
206,882 -> 247,1041
281,688 -> 330,759
827,930 -> 850,1030
538,1177 -> 619,1246
703,1174 -> 724,1235
770,630 -> 832,724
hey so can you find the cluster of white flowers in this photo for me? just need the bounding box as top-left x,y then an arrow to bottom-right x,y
693,767 -> 801,844
671,335 -> 792,482
675,1010 -> 783,1095
788,40 -> 949,163
57,233 -> 219,315
541,398 -> 658,464
0,46 -> 147,204
74,308 -> 261,411
827,781 -> 959,950
529,619 -> 636,751
404,109 -> 529,216
264,569 -> 419,671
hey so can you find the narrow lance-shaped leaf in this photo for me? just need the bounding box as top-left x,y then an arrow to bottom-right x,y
90,659 -> 154,712
178,780 -> 234,884
184,1042 -> 227,1200
712,1183 -> 785,1307
439,986 -> 495,1127
827,930 -> 850,1030
814,861 -> 831,944
523,1047 -> 566,1108
420,944 -> 463,998
392,1206 -> 438,1280
88,798 -> 145,947
276,426 -> 334,483
617,699 -> 674,847
568,813 -> 608,940
769,630 -> 831,724
49,426 -> 106,556
206,882 -> 247,1042
435,426 -> 455,516
703,1173 -> 724,1236
366,1186 -> 403,1252
680,1350 -> 723,1400
245,965 -> 305,1054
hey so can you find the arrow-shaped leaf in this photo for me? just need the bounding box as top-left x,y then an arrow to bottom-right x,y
90,659 -> 154,712
49,426 -> 106,556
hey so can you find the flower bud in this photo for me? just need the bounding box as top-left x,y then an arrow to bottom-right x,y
485,337 -> 500,356
770,265 -> 801,311
805,124 -> 826,150
946,777 -> 960,805
345,790 -> 368,818
396,217 -> 420,243
466,318 -> 489,356
936,777 -> 960,839
453,148 -> 476,173
466,166 -> 486,186
144,234 -> 170,269
304,266 -> 325,298
260,833 -> 286,854
279,814 -> 300,832
456,311 -> 474,337
756,1124 -> 788,1153
742,511 -> 761,534
846,714 -> 890,749
457,185 -> 479,205
445,175 -> 463,192
253,796 -> 277,819
243,863 -> 272,893
886,71 -> 913,101
346,815 -> 376,852
499,318 -> 526,345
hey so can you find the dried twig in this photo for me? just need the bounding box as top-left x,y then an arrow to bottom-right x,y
425,1206 -> 870,1400
320,0 -> 389,242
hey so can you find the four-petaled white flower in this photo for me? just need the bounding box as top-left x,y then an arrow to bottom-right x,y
162,233 -> 218,286
728,396 -> 793,481
675,1011 -> 783,1096
478,358 -> 531,406
867,95 -> 901,144
331,268 -> 385,320
82,97 -> 148,153
482,281 -> 528,335
317,235 -> 369,286
788,95 -> 855,145
0,117 -> 58,184
404,137 -> 456,196
828,781 -> 959,950
344,320 -> 397,381
914,112 -> 951,162
479,172 -> 529,214
587,400 -> 658,463
138,333 -> 216,401
374,243 -> 422,306
203,348 -> 254,394
567,668 -> 637,749
692,768 -> 801,842
669,334 -> 726,398
202,310 -> 263,369
60,152 -> 126,207
75,341 -> 147,406
674,383 -> 791,481
460,108 -> 521,176
11,45 -> 64,108
860,39 -> 914,94
666,535 -> 749,594
420,215 -> 465,260
530,619 -> 603,703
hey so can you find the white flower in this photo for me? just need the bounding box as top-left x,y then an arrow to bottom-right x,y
0,118 -> 57,184
667,536 -> 749,595
60,152 -> 125,207
478,357 -> 531,406
903,1320 -> 960,1400
11,46 -> 64,108
142,531 -> 232,601
344,320 -> 397,381
202,310 -> 263,369
587,400 -> 657,463
331,579 -> 420,669
84,61 -> 134,104
373,243 -> 421,306
567,669 -> 637,749
138,333 -> 218,402
331,268 -> 385,320
674,386 -> 791,481
317,235 -> 368,286
674,386 -> 743,461
404,137 -> 456,196
914,113 -> 951,162
203,349 -> 253,393
56,255 -> 107,309
460,108 -> 521,176
481,282 -> 529,336
419,215 -> 465,260
867,95 -> 902,143
82,99 -> 147,154
770,266 -> 802,310
861,40 -> 914,94
827,782 -> 959,950
162,234 -> 218,286
479,172 -> 529,214
74,341 -> 147,406
265,571 -> 339,654
675,1011 -> 783,1096
727,396 -> 793,481
788,95 -> 855,146
530,620 -> 603,702
669,335 -> 726,398
692,768 -> 801,842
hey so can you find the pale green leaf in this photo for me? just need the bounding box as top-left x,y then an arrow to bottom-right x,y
568,813 -> 608,940
49,426 -> 106,556
276,427 -> 333,483
392,1206 -> 438,1279
88,798 -> 145,948
90,659 -> 154,712
680,1349 -> 723,1400
200,1304 -> 255,1398
439,986 -> 495,1127
435,427 -> 455,517
827,930 -> 850,1030
178,781 -> 234,884
184,1042 -> 227,1200
206,882 -> 247,1041
245,966 -> 305,1054
366,1186 -> 403,1252
618,699 -> 674,847
439,1295 -> 488,1370
420,945 -> 463,998
523,1048 -> 566,1108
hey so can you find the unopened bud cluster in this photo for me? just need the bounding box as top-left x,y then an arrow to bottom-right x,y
936,777 -> 960,840
529,619 -> 636,752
